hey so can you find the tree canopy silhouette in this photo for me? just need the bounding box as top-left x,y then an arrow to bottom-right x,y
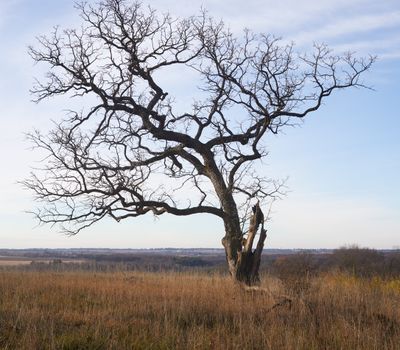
25,0 -> 374,285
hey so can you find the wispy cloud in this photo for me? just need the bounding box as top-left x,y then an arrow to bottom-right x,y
330,34 -> 400,62
292,11 -> 400,45
332,35 -> 400,53
377,51 -> 400,60
151,0 -> 368,34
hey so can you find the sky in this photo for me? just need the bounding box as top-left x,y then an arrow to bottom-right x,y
0,0 -> 399,249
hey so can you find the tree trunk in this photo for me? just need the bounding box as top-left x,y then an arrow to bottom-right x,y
222,202 -> 267,286
203,156 -> 267,286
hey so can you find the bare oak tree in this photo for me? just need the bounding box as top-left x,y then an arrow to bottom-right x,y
25,0 -> 374,285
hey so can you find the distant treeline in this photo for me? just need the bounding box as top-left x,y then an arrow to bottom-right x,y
267,246 -> 400,278
2,246 -> 400,278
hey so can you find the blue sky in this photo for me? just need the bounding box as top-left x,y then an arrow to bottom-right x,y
0,0 -> 399,249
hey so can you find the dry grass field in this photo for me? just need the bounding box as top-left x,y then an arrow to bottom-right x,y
0,270 -> 399,349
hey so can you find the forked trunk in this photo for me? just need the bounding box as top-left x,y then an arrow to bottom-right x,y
222,202 -> 267,286
205,159 -> 267,286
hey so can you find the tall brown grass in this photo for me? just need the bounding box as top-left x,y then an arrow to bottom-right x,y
0,270 -> 399,349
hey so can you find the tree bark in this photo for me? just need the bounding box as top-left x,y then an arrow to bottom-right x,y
222,202 -> 267,286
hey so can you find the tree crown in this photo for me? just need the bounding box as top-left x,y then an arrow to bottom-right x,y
25,0 -> 374,234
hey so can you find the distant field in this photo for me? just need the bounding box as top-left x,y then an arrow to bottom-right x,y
0,260 -> 32,266
0,257 -> 87,266
0,270 -> 399,349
